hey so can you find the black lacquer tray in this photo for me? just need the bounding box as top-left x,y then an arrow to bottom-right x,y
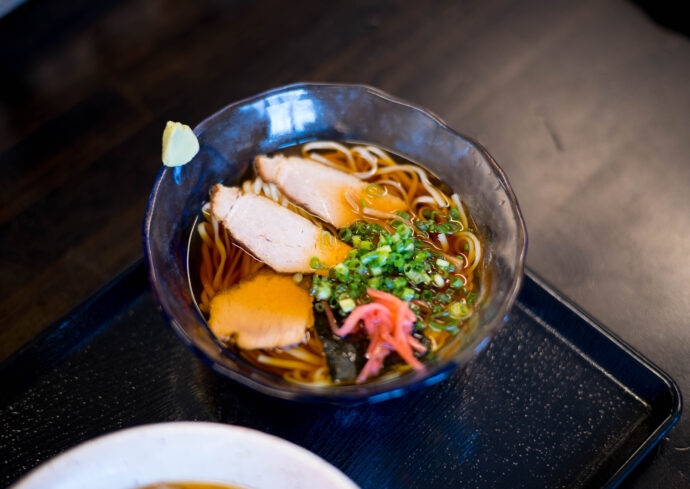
0,262 -> 681,489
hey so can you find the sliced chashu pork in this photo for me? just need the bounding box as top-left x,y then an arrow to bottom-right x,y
210,184 -> 351,273
209,269 -> 313,349
255,155 -> 407,228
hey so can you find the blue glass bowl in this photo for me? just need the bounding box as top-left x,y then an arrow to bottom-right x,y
143,83 -> 527,404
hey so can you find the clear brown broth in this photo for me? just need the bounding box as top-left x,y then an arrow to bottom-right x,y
188,141 -> 486,384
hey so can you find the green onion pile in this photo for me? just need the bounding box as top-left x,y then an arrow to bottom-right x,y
305,207 -> 478,335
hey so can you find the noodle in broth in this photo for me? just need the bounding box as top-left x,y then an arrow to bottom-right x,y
193,141 -> 483,385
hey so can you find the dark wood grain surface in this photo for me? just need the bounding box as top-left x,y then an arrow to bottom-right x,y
1,0 -> 689,486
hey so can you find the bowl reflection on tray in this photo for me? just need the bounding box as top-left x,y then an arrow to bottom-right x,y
143,82 -> 527,404
11,422 -> 358,489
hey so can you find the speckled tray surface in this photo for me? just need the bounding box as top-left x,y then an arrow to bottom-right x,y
0,262 -> 681,489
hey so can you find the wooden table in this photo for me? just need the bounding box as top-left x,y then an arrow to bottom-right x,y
1,0 -> 688,486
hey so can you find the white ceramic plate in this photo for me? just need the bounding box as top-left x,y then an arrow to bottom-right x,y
11,422 -> 359,489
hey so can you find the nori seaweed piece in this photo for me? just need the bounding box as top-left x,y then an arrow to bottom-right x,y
313,310 -> 368,383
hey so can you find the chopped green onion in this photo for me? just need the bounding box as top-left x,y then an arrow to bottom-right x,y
367,276 -> 382,289
293,273 -> 303,283
314,302 -> 325,312
422,209 -> 436,219
428,312 -> 459,331
414,251 -> 428,262
450,276 -> 465,288
438,293 -> 452,304
356,222 -> 371,234
421,290 -> 434,302
438,221 -> 463,234
361,250 -> 387,265
357,239 -> 373,250
395,211 -> 410,220
338,297 -> 356,313
338,227 -> 352,242
396,240 -> 414,251
320,230 -> 335,247
427,223 -> 439,233
365,183 -> 384,197
391,253 -> 405,269
334,263 -> 349,281
314,282 -> 332,300
405,266 -> 430,285
449,302 -> 471,318
432,274 -> 445,288
399,287 -> 415,301
467,292 -> 478,304
464,243 -> 469,251
348,283 -> 365,298
309,257 -> 322,269
398,241 -> 414,252
436,258 -> 450,270
450,206 -> 460,220
416,221 -> 430,232
393,276 -> 407,289
360,198 -> 368,208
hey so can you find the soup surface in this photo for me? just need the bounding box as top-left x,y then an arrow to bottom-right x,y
189,141 -> 485,385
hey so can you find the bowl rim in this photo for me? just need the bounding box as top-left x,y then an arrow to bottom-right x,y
11,421 -> 359,489
143,82 -> 527,404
